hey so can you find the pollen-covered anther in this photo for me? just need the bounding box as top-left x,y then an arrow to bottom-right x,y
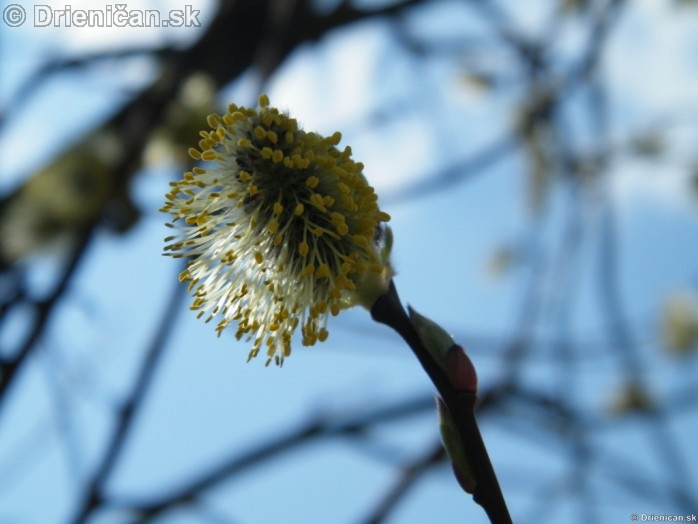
352,234 -> 370,248
318,328 -> 329,342
302,263 -> 315,278
228,111 -> 246,124
309,193 -> 326,211
315,264 -> 331,279
335,274 -> 356,291
315,300 -> 328,314
201,150 -> 217,161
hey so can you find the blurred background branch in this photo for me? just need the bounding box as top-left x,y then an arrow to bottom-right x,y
1,0 -> 697,522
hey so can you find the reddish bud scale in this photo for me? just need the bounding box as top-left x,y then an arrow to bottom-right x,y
445,345 -> 478,393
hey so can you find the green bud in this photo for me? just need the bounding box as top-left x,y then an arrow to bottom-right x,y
408,306 -> 478,392
436,396 -> 476,494
408,306 -> 456,362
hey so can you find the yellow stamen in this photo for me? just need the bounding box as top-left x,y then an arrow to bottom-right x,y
298,242 -> 309,257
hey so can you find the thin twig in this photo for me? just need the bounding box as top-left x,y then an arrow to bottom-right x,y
106,395 -> 436,520
68,274 -> 187,524
360,442 -> 445,524
0,227 -> 94,417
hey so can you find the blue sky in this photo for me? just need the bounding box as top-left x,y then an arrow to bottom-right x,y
1,1 -> 698,523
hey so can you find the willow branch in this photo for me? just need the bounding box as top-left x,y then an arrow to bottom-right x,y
371,280 -> 512,524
